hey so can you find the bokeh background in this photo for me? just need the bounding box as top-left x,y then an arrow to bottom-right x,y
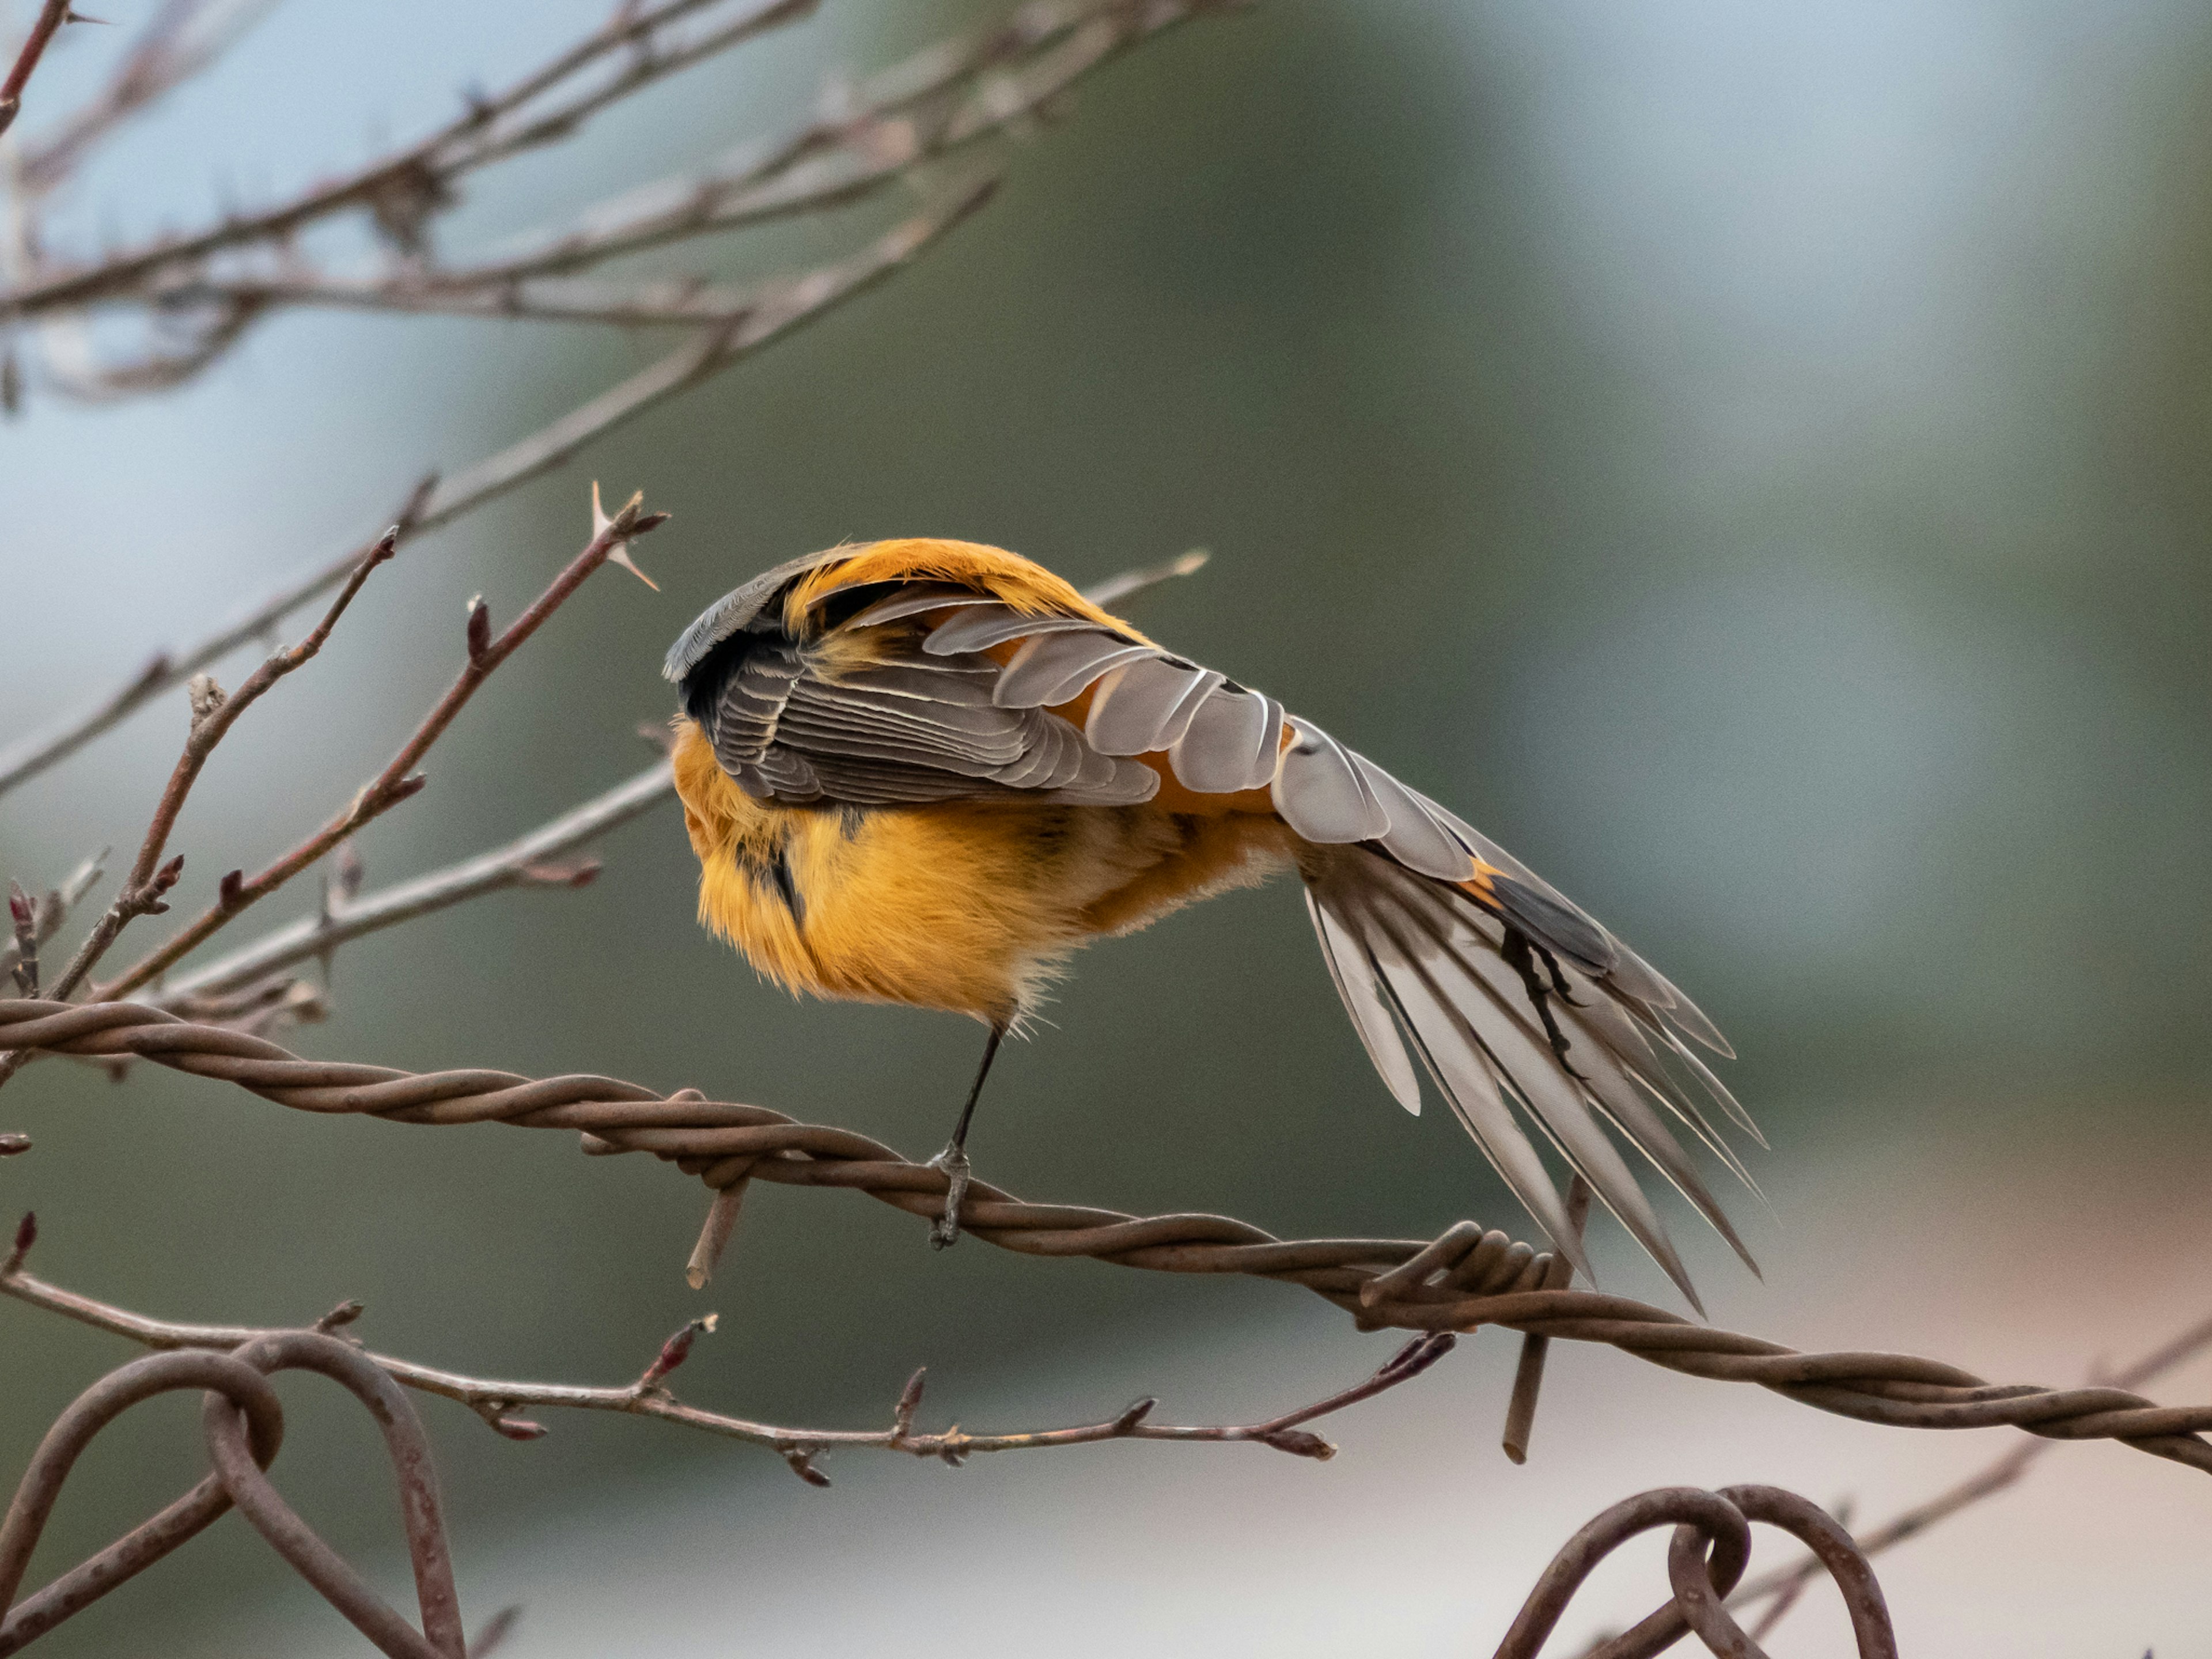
5,0 -> 2212,1652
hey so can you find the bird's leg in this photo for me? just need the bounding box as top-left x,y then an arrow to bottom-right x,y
926,1021 -> 1007,1249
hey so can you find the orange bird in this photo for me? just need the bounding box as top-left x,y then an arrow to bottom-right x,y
664,539 -> 1757,1300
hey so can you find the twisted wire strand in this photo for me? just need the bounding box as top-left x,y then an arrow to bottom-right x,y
1493,1484 -> 1898,1659
6,997 -> 2209,1475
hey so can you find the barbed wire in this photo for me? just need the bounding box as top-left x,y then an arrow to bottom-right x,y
3,994 -> 2208,1480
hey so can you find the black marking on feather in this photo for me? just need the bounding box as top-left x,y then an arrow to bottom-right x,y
732,838 -> 806,928
838,805 -> 868,841
768,846 -> 805,927
812,581 -> 904,631
1490,873 -> 1616,975
680,626 -> 774,733
1529,938 -> 1585,1007
1502,924 -> 1584,1080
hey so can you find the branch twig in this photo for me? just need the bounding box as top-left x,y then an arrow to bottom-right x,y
2,0 -> 817,314
153,761 -> 671,1014
42,528 -> 398,1005
92,493 -> 667,1001
11,0 -> 284,195
0,183 -> 984,801
0,1241 -> 1456,1480
0,0 -> 73,141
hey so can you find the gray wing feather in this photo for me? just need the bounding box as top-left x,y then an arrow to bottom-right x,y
1359,882 -> 1695,1301
922,606 -> 1115,656
708,638 -> 805,772
1169,685 -> 1271,793
1273,717 -> 1390,843
1415,782 -> 1733,1058
1085,658 -> 1210,755
663,549 -> 843,683
1349,755 -> 1478,881
1240,694 -> 1287,791
1370,864 -> 1754,1277
744,747 -> 822,800
993,631 -> 1161,709
1305,890 -> 1422,1113
1350,898 -> 1588,1279
1152,667 -> 1228,751
1303,847 -> 1755,1305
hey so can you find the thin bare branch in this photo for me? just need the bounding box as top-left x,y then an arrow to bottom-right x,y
159,0 -> 1234,323
92,494 -> 668,1000
0,183 -> 987,801
156,759 -> 672,1010
1,0 -> 816,315
0,1255 -> 1454,1475
149,271 -> 773,330
13,0 -> 283,194
0,0 -> 73,141
32,529 -> 397,1013
0,851 -> 103,987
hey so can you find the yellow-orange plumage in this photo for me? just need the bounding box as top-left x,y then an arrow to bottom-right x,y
673,719 -> 1291,1022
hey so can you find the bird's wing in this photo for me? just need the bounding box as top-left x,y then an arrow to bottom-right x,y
682,622 -> 1162,808
857,590 -> 1759,1302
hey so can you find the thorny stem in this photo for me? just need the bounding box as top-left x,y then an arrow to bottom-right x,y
12,0 -> 288,198
0,0 -> 74,140
50,531 -> 399,1004
0,1243 -> 1455,1483
0,851 -> 107,987
93,497 -> 666,1002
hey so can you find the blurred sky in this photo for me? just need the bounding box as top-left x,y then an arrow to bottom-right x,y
4,1 -> 2211,1654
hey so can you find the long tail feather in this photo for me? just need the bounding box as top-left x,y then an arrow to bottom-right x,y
1302,846 -> 1756,1307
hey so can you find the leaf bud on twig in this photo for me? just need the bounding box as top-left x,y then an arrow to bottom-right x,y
465,596 -> 492,664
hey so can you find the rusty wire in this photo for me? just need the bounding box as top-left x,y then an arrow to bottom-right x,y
1496,1484 -> 1896,1659
0,1328 -> 470,1659
5,995 -> 2210,1479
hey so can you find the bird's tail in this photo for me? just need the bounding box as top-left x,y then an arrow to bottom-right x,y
1298,841 -> 1759,1310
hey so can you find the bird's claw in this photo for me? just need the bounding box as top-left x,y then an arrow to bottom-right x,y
926,1144 -> 970,1249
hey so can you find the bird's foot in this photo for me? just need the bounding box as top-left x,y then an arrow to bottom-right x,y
925,1143 -> 971,1249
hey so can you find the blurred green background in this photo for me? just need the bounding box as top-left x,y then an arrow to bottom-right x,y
4,1 -> 2211,1652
